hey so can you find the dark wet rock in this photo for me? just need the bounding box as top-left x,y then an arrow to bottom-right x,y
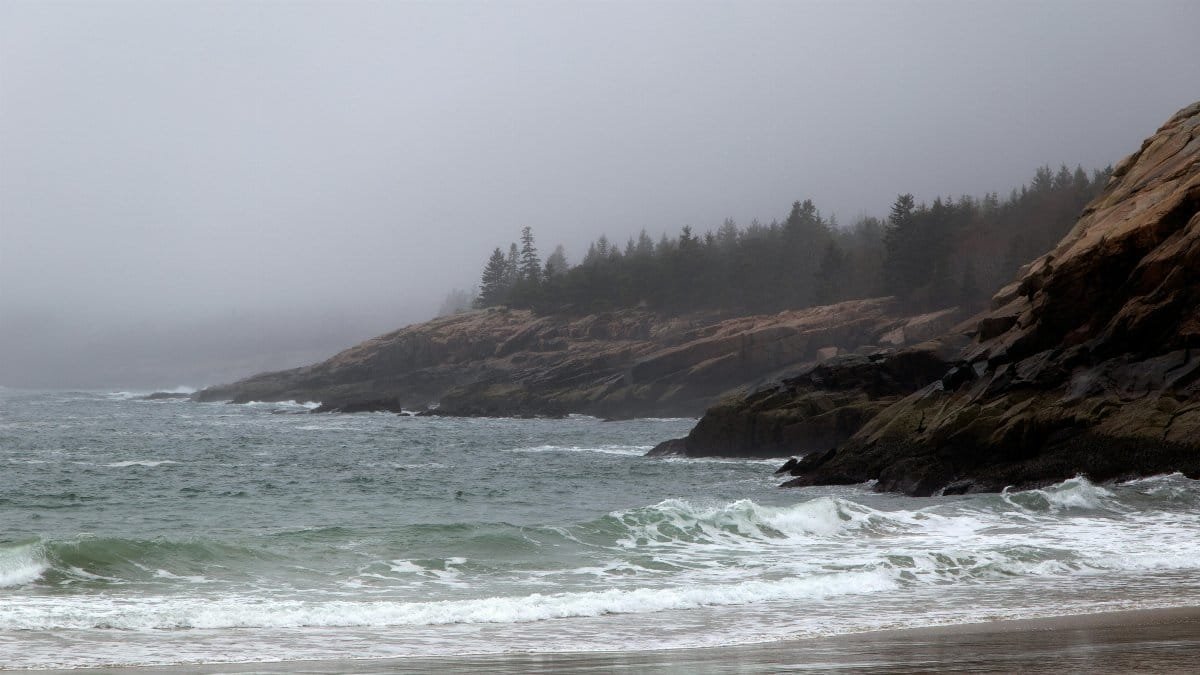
648,337 -> 964,459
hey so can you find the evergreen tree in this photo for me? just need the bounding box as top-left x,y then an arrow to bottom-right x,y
465,163 -> 1107,316
477,248 -> 509,307
635,230 -> 654,256
814,242 -> 848,305
519,226 -> 541,281
716,218 -> 739,248
505,243 -> 519,286
883,193 -> 918,297
543,244 -> 568,278
678,225 -> 698,250
438,288 -> 475,316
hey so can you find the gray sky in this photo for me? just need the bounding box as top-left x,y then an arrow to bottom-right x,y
2,0 -> 1198,389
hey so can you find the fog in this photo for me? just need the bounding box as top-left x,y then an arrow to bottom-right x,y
2,0 -> 1197,389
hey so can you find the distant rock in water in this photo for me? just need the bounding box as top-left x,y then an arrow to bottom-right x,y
194,298 -> 964,420
138,392 -> 192,400
668,101 -> 1200,495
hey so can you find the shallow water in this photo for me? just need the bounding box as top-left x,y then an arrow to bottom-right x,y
2,389 -> 1199,669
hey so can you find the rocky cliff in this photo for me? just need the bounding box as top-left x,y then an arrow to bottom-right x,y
194,298 -> 963,419
663,101 -> 1200,494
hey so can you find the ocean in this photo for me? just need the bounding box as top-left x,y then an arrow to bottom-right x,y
2,388 -> 1199,670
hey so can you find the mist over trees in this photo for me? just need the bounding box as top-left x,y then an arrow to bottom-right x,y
437,288 -> 475,317
472,164 -> 1111,316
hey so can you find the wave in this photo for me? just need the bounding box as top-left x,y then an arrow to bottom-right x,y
243,400 -> 321,410
587,496 -> 909,548
0,541 -> 47,588
0,569 -> 895,631
8,477 -> 1198,606
0,537 -> 278,587
1000,476 -> 1119,512
104,460 -> 179,468
508,444 -> 652,457
104,386 -> 196,400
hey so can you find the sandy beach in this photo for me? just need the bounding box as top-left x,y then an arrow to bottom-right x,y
27,606 -> 1199,674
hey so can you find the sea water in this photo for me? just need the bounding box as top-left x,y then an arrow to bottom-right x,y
2,389 -> 1200,669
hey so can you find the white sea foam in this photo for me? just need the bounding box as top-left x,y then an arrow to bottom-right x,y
657,455 -> 787,465
0,570 -> 895,631
1001,476 -> 1117,512
0,542 -> 47,588
611,496 -> 903,547
508,444 -> 651,457
104,460 -> 179,468
152,569 -> 210,584
243,400 -> 321,410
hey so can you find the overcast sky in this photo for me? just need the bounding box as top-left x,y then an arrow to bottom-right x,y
2,0 -> 1198,389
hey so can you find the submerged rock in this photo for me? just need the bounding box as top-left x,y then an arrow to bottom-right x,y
680,101 -> 1200,494
138,392 -> 191,400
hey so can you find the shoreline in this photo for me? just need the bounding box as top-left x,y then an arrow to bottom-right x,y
26,605 -> 1200,674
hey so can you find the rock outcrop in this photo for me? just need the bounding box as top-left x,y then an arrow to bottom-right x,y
195,298 -> 963,419
668,101 -> 1200,494
647,327 -> 967,458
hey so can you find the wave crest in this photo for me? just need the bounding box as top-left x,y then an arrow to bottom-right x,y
1001,476 -> 1117,512
593,496 -> 906,549
0,569 -> 895,631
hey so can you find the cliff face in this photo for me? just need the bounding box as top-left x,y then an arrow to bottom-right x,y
679,101 -> 1200,494
194,298 -> 963,419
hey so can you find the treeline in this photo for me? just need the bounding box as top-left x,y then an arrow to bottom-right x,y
467,164 -> 1110,316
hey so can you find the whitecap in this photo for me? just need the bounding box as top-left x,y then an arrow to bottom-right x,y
1001,476 -> 1117,512
507,444 -> 651,457
0,570 -> 896,631
243,400 -> 321,410
104,460 -> 179,468
0,542 -> 47,588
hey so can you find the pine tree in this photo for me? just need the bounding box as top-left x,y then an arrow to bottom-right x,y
635,230 -> 655,256
504,243 -> 519,286
883,193 -> 917,298
678,225 -> 698,251
814,242 -> 848,305
543,244 -> 568,278
477,248 -> 509,307
519,226 -> 541,282
716,218 -> 738,248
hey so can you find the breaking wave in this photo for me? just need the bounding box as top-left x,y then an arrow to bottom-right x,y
0,570 -> 896,631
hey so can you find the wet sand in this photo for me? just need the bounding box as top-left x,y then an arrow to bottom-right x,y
29,606 -> 1200,674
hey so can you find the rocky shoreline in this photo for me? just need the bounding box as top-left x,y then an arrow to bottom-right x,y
194,299 -> 963,420
654,101 -> 1200,495
196,102 -> 1199,496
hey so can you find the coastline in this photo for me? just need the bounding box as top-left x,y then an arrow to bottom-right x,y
28,606 -> 1200,674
